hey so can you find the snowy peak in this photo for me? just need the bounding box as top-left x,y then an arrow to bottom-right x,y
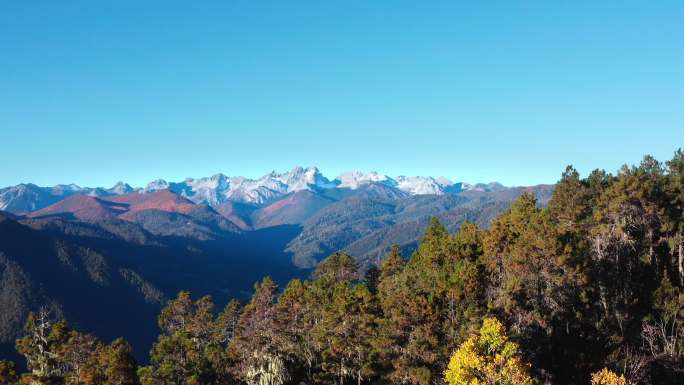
395,176 -> 445,195
144,179 -> 169,193
184,173 -> 229,191
270,166 -> 335,192
181,174 -> 230,206
435,177 -> 454,188
334,171 -> 395,189
0,167 -> 510,212
108,181 -> 135,195
138,167 -> 336,206
218,167 -> 335,205
460,182 -> 507,192
334,173 -> 450,195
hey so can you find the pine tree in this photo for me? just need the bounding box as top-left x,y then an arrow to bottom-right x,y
665,149 -> 684,285
312,253 -> 360,282
209,299 -> 242,384
377,219 -> 452,385
274,279 -> 318,383
234,277 -> 286,385
379,245 -> 404,282
314,282 -> 376,385
141,292 -> 218,385
103,338 -> 139,385
445,222 -> 485,342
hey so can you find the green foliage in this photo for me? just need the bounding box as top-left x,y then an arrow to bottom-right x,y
141,291 -> 233,385
102,338 -> 139,385
373,218 -> 489,385
312,252 -> 360,282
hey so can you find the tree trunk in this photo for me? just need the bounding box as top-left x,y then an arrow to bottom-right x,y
678,234 -> 683,285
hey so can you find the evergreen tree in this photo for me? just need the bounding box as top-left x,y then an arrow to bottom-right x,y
274,279 -> 318,383
103,338 -> 139,385
379,245 -> 405,282
234,277 -> 286,385
312,252 -> 360,282
378,218 -> 454,385
665,149 -> 684,285
210,299 -> 242,384
445,221 -> 486,341
140,292 -> 218,385
314,282 -> 376,385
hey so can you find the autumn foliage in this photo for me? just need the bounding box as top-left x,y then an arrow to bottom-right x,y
444,318 -> 532,385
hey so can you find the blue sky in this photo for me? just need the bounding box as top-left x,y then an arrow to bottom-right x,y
1,1 -> 683,187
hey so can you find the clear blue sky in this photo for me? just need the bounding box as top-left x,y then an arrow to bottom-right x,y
2,1 -> 683,188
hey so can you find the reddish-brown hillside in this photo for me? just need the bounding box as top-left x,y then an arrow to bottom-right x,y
106,190 -> 196,215
28,190 -> 199,223
28,195 -> 127,222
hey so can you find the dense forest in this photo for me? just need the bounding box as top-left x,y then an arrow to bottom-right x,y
2,152 -> 684,385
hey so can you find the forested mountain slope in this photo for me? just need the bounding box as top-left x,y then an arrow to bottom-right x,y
286,185 -> 553,267
2,152 -> 683,385
0,212 -> 304,364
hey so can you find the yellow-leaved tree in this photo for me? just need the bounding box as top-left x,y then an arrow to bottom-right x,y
443,317 -> 533,385
590,368 -> 633,385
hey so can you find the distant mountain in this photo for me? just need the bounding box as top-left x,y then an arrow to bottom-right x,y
0,167 -> 515,211
0,182 -> 137,213
0,184 -> 78,213
147,167 -> 336,206
26,190 -> 241,240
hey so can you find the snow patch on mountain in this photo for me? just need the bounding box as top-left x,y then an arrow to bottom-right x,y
144,179 -> 170,193
108,182 -> 135,195
181,174 -> 230,206
0,166 -> 511,212
335,171 -> 395,189
395,176 -> 446,195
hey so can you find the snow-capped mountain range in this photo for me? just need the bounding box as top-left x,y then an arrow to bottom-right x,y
0,166 -> 507,213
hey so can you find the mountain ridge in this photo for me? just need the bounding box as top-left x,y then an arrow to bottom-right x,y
1,166 -> 516,212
